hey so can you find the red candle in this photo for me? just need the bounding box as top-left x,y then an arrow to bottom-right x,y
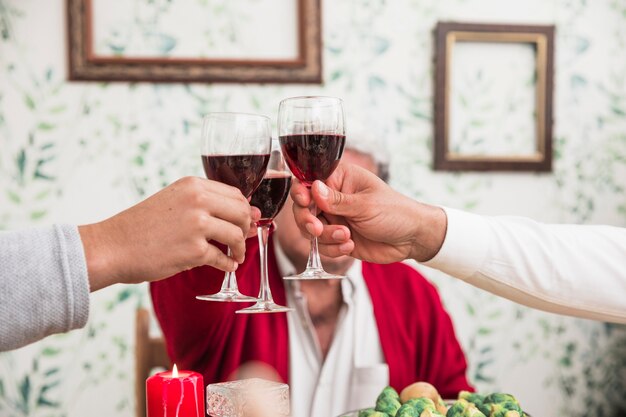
146,364 -> 204,417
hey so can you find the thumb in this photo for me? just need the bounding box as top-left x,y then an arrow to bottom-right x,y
312,181 -> 358,217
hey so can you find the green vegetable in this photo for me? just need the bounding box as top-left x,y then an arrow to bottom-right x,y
488,403 -> 521,417
376,387 -> 402,416
379,386 -> 400,401
359,408 -> 377,417
446,399 -> 486,417
396,404 -> 421,417
362,408 -> 390,417
447,399 -> 468,417
404,398 -> 437,415
420,409 -> 445,417
498,401 -> 523,414
483,394 -> 518,405
376,397 -> 401,416
477,404 -> 491,417
458,391 -> 485,407
464,406 -> 486,417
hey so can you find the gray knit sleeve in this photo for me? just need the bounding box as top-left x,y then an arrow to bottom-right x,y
0,224 -> 90,351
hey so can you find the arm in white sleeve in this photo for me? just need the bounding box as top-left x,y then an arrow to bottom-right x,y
0,225 -> 90,351
424,208 -> 626,323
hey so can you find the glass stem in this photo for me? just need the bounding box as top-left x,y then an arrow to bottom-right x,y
306,200 -> 324,271
257,225 -> 273,302
221,246 -> 239,292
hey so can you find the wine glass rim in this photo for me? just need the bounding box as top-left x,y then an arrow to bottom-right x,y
279,95 -> 344,105
202,112 -> 271,121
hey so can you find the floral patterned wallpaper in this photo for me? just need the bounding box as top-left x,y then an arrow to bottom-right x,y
0,0 -> 625,416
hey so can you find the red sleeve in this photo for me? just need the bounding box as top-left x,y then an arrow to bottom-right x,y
363,262 -> 473,398
150,238 -> 290,384
150,261 -> 242,375
419,278 -> 474,398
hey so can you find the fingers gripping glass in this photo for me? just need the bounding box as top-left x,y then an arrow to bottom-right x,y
197,112 -> 271,302
238,140 -> 294,314
277,96 -> 346,280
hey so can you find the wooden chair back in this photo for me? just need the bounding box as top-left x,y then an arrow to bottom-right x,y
135,308 -> 170,417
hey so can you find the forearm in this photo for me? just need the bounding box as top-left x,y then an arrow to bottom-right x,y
0,225 -> 90,351
424,208 -> 626,324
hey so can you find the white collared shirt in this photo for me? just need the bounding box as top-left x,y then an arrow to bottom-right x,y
273,240 -> 389,417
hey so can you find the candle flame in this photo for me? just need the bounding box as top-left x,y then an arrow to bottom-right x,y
172,364 -> 178,378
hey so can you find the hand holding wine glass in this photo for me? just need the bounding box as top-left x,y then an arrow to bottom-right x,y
289,162 -> 448,264
197,112 -> 271,302
278,96 -> 346,280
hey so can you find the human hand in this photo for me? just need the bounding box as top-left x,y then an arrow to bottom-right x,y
290,163 -> 447,264
80,176 -> 260,291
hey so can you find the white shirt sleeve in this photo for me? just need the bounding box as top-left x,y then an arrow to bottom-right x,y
424,208 -> 626,324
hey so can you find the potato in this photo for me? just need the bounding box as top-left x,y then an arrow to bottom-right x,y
399,382 -> 447,414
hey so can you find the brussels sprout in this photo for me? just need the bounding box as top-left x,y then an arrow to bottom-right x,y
477,404 -> 491,417
446,399 -> 468,417
483,394 -> 518,405
498,401 -> 523,414
396,398 -> 436,417
488,404 -> 521,417
376,396 -> 401,416
458,391 -> 485,407
420,409 -> 445,417
379,386 -> 401,401
359,409 -> 390,417
396,403 -> 421,417
376,386 -> 402,416
359,408 -> 376,417
446,399 -> 486,417
405,397 -> 437,415
464,405 -> 486,417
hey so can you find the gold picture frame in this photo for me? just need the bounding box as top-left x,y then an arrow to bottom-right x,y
434,22 -> 555,171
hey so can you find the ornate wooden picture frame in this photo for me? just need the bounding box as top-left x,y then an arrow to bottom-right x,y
434,22 -> 555,171
67,0 -> 322,83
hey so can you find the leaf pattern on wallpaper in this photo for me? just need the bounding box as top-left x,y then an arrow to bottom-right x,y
95,0 -> 260,58
1,0 -> 626,416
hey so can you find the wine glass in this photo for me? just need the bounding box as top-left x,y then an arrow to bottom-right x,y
277,96 -> 346,280
197,112 -> 271,302
238,139 -> 294,314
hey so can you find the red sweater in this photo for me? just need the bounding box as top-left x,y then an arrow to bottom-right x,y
151,238 -> 473,398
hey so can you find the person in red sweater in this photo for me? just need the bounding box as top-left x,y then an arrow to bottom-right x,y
151,141 -> 473,417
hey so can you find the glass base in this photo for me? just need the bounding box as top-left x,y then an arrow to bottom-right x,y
196,290 -> 258,303
236,301 -> 294,314
282,267 -> 346,280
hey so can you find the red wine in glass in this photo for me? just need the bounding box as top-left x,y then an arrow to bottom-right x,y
198,112 -> 271,303
250,174 -> 292,226
237,139 -> 294,314
279,134 -> 346,186
277,96 -> 345,281
201,154 -> 270,197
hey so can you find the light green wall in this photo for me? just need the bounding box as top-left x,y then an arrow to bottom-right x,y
0,0 -> 625,416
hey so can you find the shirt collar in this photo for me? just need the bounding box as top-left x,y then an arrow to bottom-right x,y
273,236 -> 298,278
